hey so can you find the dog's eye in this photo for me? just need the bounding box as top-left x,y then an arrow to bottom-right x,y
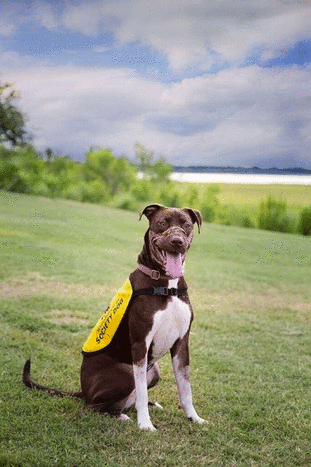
184,223 -> 192,229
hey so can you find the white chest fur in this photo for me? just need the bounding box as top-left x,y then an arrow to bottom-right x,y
149,280 -> 192,363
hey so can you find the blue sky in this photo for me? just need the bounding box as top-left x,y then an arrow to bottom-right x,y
1,0 -> 310,168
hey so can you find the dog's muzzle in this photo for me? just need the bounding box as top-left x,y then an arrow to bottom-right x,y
148,227 -> 193,278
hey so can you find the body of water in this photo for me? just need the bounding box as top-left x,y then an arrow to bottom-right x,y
170,172 -> 311,185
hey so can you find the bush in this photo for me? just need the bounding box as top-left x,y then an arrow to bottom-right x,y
200,204 -> 216,223
112,192 -> 138,211
0,152 -> 26,192
130,179 -> 152,202
181,185 -> 200,207
258,196 -> 296,233
62,183 -> 83,201
82,179 -> 111,204
43,156 -> 79,197
217,206 -> 255,228
199,185 -> 220,223
29,180 -> 52,197
84,148 -> 136,196
278,213 -> 297,234
157,185 -> 182,207
0,147 -> 43,194
297,206 -> 311,236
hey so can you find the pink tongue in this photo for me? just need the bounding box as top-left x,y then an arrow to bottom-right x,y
165,253 -> 183,278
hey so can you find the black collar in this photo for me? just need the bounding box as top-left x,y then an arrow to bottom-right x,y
133,286 -> 188,297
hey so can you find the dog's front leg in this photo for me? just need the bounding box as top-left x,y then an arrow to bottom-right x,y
133,356 -> 156,431
171,337 -> 205,424
130,309 -> 156,431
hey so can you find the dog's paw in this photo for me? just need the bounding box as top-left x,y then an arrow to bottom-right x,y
138,420 -> 157,431
119,413 -> 132,422
188,415 -> 207,424
148,401 -> 163,410
196,416 -> 207,424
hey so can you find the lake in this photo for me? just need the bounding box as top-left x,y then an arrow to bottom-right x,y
170,172 -> 311,185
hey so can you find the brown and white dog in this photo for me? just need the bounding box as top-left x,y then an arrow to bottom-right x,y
23,204 -> 205,431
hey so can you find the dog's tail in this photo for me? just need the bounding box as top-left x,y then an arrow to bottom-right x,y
22,359 -> 85,400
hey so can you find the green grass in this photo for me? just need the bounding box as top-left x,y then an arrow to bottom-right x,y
1,191 -> 311,467
177,182 -> 311,210
173,181 -> 311,231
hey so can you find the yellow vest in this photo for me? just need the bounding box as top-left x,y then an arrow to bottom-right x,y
82,278 -> 133,355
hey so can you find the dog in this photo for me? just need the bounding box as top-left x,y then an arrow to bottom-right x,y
23,204 -> 205,431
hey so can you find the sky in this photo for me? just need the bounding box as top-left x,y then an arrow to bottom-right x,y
0,0 -> 311,168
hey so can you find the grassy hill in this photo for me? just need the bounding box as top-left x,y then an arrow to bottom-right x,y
1,191 -> 310,467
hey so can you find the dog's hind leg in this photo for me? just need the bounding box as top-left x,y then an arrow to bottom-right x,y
117,389 -> 136,412
81,354 -> 136,417
118,363 -> 163,414
118,413 -> 132,421
147,362 -> 160,389
147,363 -> 163,409
116,363 -> 162,415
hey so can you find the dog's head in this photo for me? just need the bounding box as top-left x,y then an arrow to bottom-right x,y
139,204 -> 202,278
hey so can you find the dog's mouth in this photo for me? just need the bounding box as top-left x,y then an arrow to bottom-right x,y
158,250 -> 184,278
165,252 -> 184,278
148,228 -> 190,278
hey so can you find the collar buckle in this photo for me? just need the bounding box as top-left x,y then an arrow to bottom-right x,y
153,287 -> 168,296
151,270 -> 160,280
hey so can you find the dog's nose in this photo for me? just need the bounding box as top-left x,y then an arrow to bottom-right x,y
170,236 -> 184,248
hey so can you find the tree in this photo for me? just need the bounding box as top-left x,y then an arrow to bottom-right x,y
153,157 -> 173,181
135,143 -> 173,182
45,148 -> 53,161
84,148 -> 136,196
0,80 -> 27,146
135,143 -> 154,173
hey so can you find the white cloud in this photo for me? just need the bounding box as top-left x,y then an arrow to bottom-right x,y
51,0 -> 311,69
61,1 -> 120,36
92,46 -> 110,53
0,20 -> 15,36
5,65 -> 166,156
0,2 -> 29,37
33,1 -> 59,30
0,44 -> 38,74
156,65 -> 311,166
3,61 -> 309,167
2,1 -> 310,70
1,0 -> 310,167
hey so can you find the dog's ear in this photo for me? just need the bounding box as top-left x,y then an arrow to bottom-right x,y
139,204 -> 165,221
183,208 -> 203,233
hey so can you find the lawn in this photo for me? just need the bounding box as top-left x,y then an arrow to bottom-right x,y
0,191 -> 310,467
177,182 -> 311,209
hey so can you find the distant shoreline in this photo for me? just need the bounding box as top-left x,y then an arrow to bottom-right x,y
170,172 -> 311,185
173,166 -> 311,175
